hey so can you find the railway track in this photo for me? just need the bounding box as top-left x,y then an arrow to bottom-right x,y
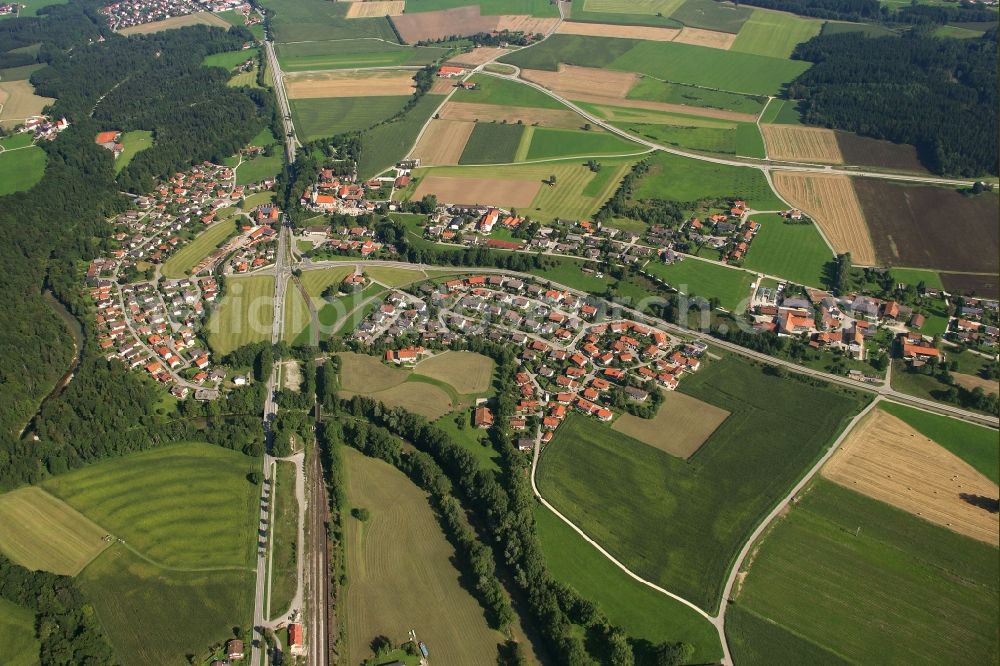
308,446 -> 332,666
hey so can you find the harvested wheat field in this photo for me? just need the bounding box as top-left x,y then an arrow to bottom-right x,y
497,15 -> 560,35
429,77 -> 458,94
762,125 -> 844,164
571,92 -> 757,122
284,70 -> 415,99
339,351 -> 409,393
118,11 -> 229,35
0,80 -> 54,128
823,409 -> 999,545
411,119 -> 475,165
446,46 -> 510,68
772,172 -> 875,265
345,0 -> 405,18
612,391 -> 729,459
673,26 -> 736,49
391,6 -> 498,43
556,21 -> 680,41
952,372 -> 1000,396
413,175 -> 541,207
440,101 -> 584,129
522,64 -> 639,99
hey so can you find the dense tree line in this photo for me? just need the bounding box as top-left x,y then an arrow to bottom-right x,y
732,0 -> 881,22
0,554 -> 115,665
789,31 -> 998,176
595,159 -> 686,227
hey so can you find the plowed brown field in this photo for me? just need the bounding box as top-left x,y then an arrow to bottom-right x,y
556,20 -> 680,41
413,175 -> 541,207
522,64 -> 638,99
391,6 -> 498,43
761,125 -> 844,164
284,71 -> 414,99
439,101 -> 584,129
673,26 -> 736,49
496,15 -> 560,35
446,46 -> 510,68
345,0 -> 405,17
823,409 -> 999,545
772,172 -> 876,265
411,119 -> 475,165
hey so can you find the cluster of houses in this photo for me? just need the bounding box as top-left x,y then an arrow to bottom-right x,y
298,223 -> 384,258
0,2 -> 20,15
300,167 -> 395,216
101,0 -> 205,30
355,273 -> 705,445
17,115 -> 69,140
949,298 -> 999,349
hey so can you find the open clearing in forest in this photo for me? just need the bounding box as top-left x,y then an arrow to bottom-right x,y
0,486 -> 109,576
413,175 -> 542,207
0,79 -> 53,128
343,447 -> 501,666
284,70 -> 415,99
412,119 -> 475,165
345,0 -> 405,17
823,409 -> 999,545
557,20 -> 680,41
771,172 -> 876,265
414,351 -> 494,394
117,11 -> 229,34
439,101 -> 585,129
673,26 -> 736,48
612,390 -> 729,458
0,143 -> 45,196
761,125 -> 844,163
446,46 -> 510,67
522,64 -> 639,99
391,5 -> 497,42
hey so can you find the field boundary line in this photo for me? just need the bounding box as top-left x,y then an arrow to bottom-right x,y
118,541 -> 256,573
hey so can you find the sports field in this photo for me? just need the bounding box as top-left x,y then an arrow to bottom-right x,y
161,219 -> 238,278
822,408 -> 998,544
731,9 -> 824,58
291,95 -> 409,142
741,214 -> 833,287
458,122 -> 525,164
731,479 -> 999,665
276,39 -> 446,71
0,597 -> 38,666
535,505 -> 724,663
269,460 -> 299,617
536,357 -> 867,612
342,446 -> 504,665
643,258 -> 754,311
524,127 -> 641,160
413,351 -> 493,395
114,129 -> 153,173
611,390 -> 729,458
0,486 -> 108,576
0,143 -> 45,196
207,275 -> 275,354
633,150 -> 786,210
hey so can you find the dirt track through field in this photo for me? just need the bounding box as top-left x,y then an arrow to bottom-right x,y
772,172 -> 876,265
440,101 -> 585,129
569,91 -> 757,122
446,47 -> 510,67
761,125 -> 844,164
345,0 -> 405,18
673,26 -> 736,49
391,6 -> 498,43
117,11 -> 229,34
413,175 -> 541,207
557,20 -> 680,41
411,119 -> 475,165
522,64 -> 639,100
497,15 -> 560,34
823,409 -> 999,545
284,71 -> 414,99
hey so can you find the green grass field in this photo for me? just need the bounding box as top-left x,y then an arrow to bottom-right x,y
644,257 -> 754,310
759,98 -> 804,124
207,275 -> 275,354
735,122 -> 766,157
879,401 -> 998,483
726,605 -> 850,666
404,0 -> 558,15
161,219 -> 239,279
114,129 -> 153,173
0,486 -> 109,576
240,191 -> 275,210
613,118 -> 763,157
498,34 -> 638,71
888,267 -> 943,289
742,214 -> 833,287
731,479 -> 999,665
236,153 -> 282,185
269,460 -> 298,617
633,150 -> 786,210
358,93 -> 441,179
610,41 -> 812,97
452,74 -> 566,109
459,122 -> 525,164
0,0 -> 65,18
365,266 -> 426,287
0,143 -> 45,196
203,48 -> 257,71
261,0 -> 398,42
731,9 -> 825,58
284,267 -> 354,341
291,95 -> 410,142
0,597 -> 39,666
432,412 -> 501,472
569,0 -> 685,26
524,127 -> 640,160
933,24 -> 988,38
536,357 -> 867,612
669,0 -> 751,32
535,505 -> 723,663
275,39 -> 446,71
626,77 -> 767,115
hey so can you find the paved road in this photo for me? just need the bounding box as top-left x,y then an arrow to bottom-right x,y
265,41 -> 298,164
